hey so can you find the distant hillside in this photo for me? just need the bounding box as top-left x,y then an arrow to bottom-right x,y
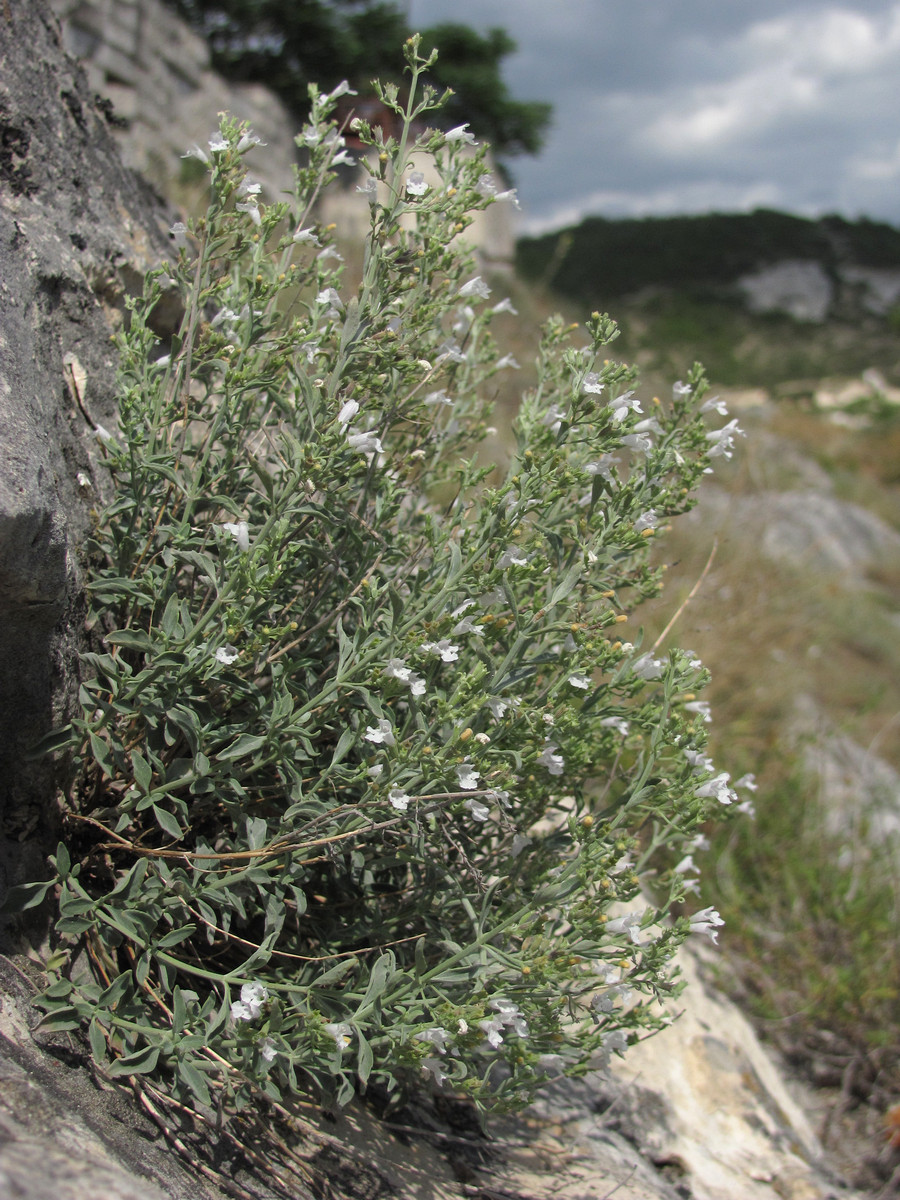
514,209 -> 900,391
516,209 -> 900,321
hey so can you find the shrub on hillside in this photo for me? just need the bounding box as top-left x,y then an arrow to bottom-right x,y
17,40 -> 748,1140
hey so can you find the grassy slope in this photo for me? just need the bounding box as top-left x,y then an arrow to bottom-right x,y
491,252 -> 900,1189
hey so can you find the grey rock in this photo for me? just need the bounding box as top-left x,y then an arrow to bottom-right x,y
0,0 -> 176,895
755,490 -> 900,577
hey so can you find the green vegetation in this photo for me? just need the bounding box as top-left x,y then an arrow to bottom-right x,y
166,0 -> 551,162
11,47 -> 748,1194
516,210 -> 900,392
639,402 -> 900,1187
517,209 -> 900,302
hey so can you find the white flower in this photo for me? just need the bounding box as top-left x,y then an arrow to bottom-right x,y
436,339 -> 467,364
495,353 -> 520,370
236,201 -> 261,226
415,1027 -> 452,1053
356,176 -> 378,202
690,906 -> 725,943
620,431 -> 652,454
422,639 -> 459,663
492,297 -> 518,315
408,675 -> 426,697
537,741 -> 564,776
701,394 -> 728,415
543,403 -> 567,434
422,1057 -> 449,1086
464,798 -> 490,821
582,372 -> 605,394
222,520 -> 250,552
633,510 -> 658,532
673,380 -> 693,398
169,221 -> 188,248
600,716 -> 630,736
292,226 -> 321,245
592,985 -> 631,1013
452,613 -> 483,635
347,429 -> 384,455
487,697 -> 509,721
237,130 -> 265,153
317,245 -> 343,264
592,962 -> 622,984
388,788 -> 410,811
696,772 -> 737,805
735,773 -> 758,791
584,455 -> 618,480
605,911 -> 644,945
706,418 -> 745,459
182,143 -> 209,164
425,389 -> 453,407
684,700 -> 712,722
474,732 -> 490,745
215,645 -> 239,665
445,123 -> 478,144
365,719 -> 395,746
568,672 -> 591,690
338,398 -> 359,426
384,658 -> 414,683
208,134 -> 229,153
406,171 -> 429,196
456,762 -> 480,790
326,79 -> 357,101
324,1022 -> 353,1051
260,1037 -> 277,1062
458,1018 -> 469,1035
479,1016 -> 505,1048
490,997 -> 528,1038
479,587 -> 505,608
609,391 -> 642,423
368,764 -> 384,778
476,174 -> 520,205
632,652 -> 664,680
94,424 -> 113,444
231,982 -> 268,1022
674,853 -> 698,875
316,287 -> 344,312
458,276 -> 491,300
383,658 -> 425,696
497,546 -> 528,569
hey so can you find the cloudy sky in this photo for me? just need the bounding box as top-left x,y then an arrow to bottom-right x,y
407,0 -> 900,233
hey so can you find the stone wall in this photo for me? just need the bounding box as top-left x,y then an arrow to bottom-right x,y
47,0 -> 516,264
48,0 -> 299,206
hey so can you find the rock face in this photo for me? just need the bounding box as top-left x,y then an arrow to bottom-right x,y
47,0 -> 518,263
0,6 -> 869,1200
48,0 -> 299,207
0,0 -> 175,893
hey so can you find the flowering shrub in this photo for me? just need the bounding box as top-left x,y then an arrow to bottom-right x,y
27,40 -> 750,1124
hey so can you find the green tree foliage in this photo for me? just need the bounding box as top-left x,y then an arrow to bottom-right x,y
516,210 -> 900,306
167,0 -> 551,161
419,24 -> 551,158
